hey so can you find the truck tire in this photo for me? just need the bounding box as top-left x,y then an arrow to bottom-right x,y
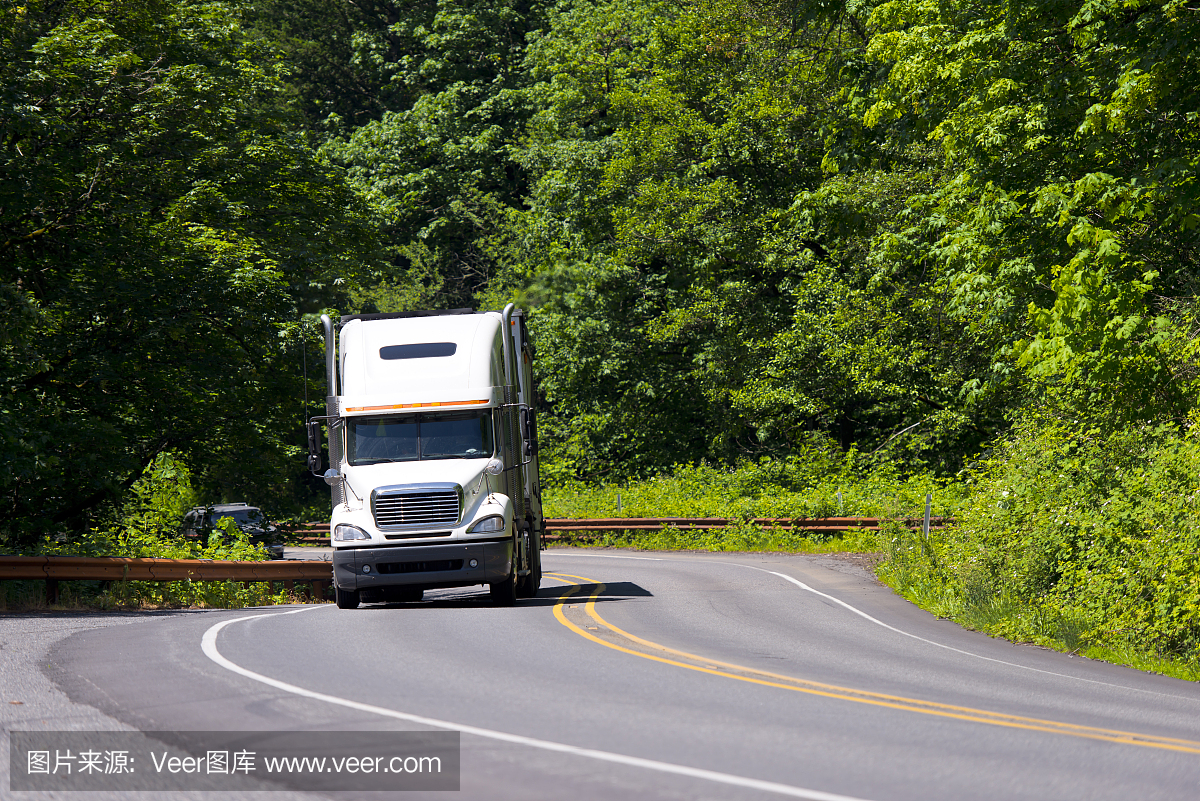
335,586 -> 360,609
490,568 -> 517,606
490,527 -> 518,606
529,536 -> 542,594
395,587 -> 423,602
517,529 -> 542,598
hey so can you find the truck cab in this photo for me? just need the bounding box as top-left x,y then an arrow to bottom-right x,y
309,306 -> 543,608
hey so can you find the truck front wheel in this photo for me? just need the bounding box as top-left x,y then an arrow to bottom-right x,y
489,526 -> 518,607
517,528 -> 542,598
335,586 -> 360,609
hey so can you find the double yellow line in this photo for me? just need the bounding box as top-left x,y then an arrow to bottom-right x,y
548,572 -> 1200,755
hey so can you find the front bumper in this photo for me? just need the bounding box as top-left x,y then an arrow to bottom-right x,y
333,540 -> 512,592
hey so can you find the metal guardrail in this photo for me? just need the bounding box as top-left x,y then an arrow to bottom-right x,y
4,515 -> 944,603
543,516 -> 942,531
0,556 -> 332,604
280,525 -> 327,543
541,516 -> 947,540
281,516 -> 947,543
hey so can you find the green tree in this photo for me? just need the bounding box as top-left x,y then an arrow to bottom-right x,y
249,0 -> 554,309
0,0 -> 379,545
245,0 -> 437,131
865,0 -> 1200,421
509,0 -> 1007,478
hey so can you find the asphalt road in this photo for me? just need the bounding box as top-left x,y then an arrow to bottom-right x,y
28,549 -> 1200,800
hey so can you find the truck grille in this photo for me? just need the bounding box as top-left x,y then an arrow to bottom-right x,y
377,559 -> 463,574
373,489 -> 460,529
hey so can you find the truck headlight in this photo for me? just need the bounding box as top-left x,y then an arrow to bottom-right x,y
467,515 -> 506,534
333,524 -> 371,541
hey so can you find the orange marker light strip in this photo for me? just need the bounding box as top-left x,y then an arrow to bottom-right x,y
344,399 -> 491,413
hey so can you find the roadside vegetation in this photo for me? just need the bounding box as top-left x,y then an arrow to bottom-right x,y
879,416 -> 1200,681
4,0 -> 1200,673
0,572 -> 303,613
1,455 -> 302,611
543,444 -> 961,552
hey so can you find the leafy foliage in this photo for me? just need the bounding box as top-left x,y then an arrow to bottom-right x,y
545,444 -> 960,519
274,0 -> 557,308
7,0 -> 1200,650
0,0 -> 379,545
515,0 -> 1008,479
543,444 -> 962,552
866,0 -> 1200,419
880,415 -> 1200,668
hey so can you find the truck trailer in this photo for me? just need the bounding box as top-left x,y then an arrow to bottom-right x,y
307,305 -> 544,608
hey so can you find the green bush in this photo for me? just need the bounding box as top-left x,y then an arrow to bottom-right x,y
1,454 -> 305,610
878,414 -> 1200,676
544,449 -> 964,553
551,521 -> 882,554
0,574 -> 304,612
30,516 -> 267,561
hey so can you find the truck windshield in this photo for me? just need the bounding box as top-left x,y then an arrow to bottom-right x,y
347,411 -> 493,465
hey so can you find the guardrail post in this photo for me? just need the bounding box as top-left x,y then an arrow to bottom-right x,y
46,578 -> 59,606
312,580 -> 327,601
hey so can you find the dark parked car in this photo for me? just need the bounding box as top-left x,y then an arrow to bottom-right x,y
180,503 -> 284,559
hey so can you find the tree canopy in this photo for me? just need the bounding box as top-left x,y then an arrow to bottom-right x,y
3,0 -> 1198,544
1,0 -> 379,542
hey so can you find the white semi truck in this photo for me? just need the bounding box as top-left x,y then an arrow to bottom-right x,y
306,305 -> 544,608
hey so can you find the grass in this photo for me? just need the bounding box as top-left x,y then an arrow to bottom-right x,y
874,525 -> 1200,682
0,512 -> 322,611
548,524 -> 881,554
880,572 -> 1200,681
541,456 -> 961,554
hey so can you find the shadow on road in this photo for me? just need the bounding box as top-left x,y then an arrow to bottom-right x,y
554,581 -> 653,598
353,580 -> 653,610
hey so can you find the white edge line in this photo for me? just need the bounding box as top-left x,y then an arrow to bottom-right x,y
537,554 -> 1197,702
201,607 -> 873,801
735,565 -> 1199,701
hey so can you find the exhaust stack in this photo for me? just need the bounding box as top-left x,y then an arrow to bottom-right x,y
320,314 -> 344,506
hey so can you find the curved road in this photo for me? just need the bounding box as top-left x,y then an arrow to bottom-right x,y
43,549 -> 1200,800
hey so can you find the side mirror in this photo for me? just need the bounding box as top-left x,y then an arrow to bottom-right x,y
484,458 -> 505,476
520,408 -> 537,458
323,468 -> 341,486
306,420 -> 322,475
